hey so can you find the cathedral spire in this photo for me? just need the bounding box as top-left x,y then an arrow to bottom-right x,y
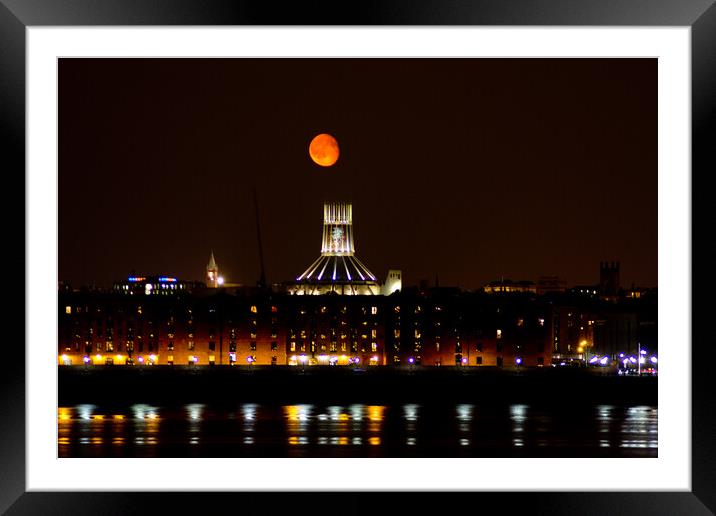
206,250 -> 218,287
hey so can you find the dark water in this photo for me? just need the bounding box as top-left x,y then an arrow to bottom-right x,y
58,402 -> 657,458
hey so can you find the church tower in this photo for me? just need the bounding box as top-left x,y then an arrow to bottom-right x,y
206,251 -> 219,288
599,260 -> 620,299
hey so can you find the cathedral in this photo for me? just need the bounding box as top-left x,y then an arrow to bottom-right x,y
289,202 -> 401,296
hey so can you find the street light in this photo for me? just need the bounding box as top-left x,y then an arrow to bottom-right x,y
299,354 -> 308,372
638,342 -> 643,376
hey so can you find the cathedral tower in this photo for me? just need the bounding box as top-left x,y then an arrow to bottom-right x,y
206,251 -> 219,288
292,202 -> 379,295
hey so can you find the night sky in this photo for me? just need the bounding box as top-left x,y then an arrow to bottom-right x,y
59,58 -> 657,290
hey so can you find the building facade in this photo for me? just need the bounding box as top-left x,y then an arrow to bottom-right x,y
58,287 -> 557,368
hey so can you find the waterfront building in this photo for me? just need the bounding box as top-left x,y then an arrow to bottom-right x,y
58,284 -> 656,368
550,305 -> 598,363
58,287 -> 555,368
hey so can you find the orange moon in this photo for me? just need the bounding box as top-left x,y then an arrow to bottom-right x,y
309,133 -> 340,167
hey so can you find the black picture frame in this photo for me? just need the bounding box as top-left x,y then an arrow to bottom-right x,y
1,1 -> 713,514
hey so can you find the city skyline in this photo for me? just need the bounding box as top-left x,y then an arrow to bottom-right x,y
59,58 -> 657,289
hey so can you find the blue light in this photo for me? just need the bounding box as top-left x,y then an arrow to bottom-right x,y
158,277 -> 176,283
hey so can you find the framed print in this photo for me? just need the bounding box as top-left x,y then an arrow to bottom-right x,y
2,0 -> 714,514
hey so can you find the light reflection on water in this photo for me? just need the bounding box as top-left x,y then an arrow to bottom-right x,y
58,402 -> 658,457
285,404 -> 384,449
620,406 -> 658,449
510,404 -> 527,447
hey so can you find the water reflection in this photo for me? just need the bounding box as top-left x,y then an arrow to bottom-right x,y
58,401 -> 658,458
283,404 -> 384,449
620,406 -> 658,449
455,404 -> 474,447
510,404 -> 527,447
403,404 -> 421,446
186,403 -> 204,446
597,405 -> 614,448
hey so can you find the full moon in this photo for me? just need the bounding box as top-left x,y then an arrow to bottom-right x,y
309,133 -> 340,167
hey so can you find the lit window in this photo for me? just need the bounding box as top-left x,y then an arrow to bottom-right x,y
65,306 -> 72,314
371,306 -> 378,315
496,329 -> 502,339
250,305 -> 257,314
371,343 -> 378,352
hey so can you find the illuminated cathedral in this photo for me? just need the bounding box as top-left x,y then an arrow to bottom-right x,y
289,202 -> 401,296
